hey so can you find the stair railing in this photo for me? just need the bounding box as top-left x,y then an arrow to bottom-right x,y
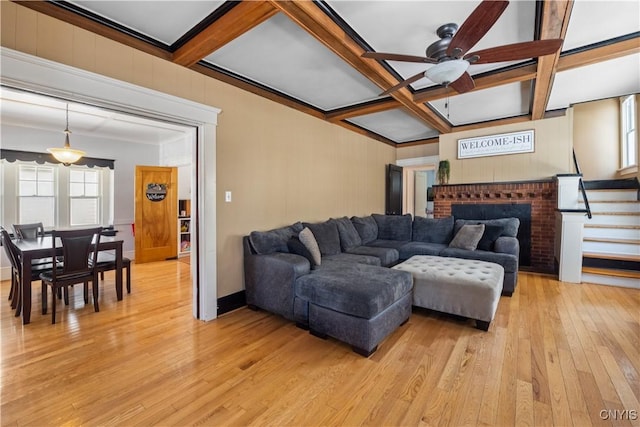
573,149 -> 592,219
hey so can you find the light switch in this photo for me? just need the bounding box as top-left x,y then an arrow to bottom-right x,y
225,191 -> 232,202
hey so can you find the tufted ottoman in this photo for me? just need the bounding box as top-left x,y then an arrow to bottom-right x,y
295,262 -> 413,357
392,255 -> 503,331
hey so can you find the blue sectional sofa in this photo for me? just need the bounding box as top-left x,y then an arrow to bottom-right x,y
243,214 -> 520,356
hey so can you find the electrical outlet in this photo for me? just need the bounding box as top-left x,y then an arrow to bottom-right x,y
225,191 -> 232,202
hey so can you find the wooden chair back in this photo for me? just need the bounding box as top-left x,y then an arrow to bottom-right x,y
13,222 -> 45,239
50,228 -> 102,282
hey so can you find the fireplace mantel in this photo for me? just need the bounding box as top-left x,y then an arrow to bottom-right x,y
433,179 -> 557,273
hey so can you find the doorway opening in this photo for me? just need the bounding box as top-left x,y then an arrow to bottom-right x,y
403,165 -> 437,218
1,48 -> 220,320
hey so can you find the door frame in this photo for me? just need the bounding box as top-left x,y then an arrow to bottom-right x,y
1,48 -> 221,321
397,155 -> 440,217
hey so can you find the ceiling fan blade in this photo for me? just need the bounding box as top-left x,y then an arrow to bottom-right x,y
465,39 -> 563,64
449,72 -> 475,94
380,71 -> 426,96
362,52 -> 437,64
446,0 -> 509,58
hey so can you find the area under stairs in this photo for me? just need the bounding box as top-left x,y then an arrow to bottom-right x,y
580,180 -> 640,289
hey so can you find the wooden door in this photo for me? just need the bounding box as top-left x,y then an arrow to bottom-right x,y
135,166 -> 178,263
386,164 -> 403,215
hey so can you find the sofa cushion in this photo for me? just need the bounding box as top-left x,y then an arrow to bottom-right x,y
303,220 -> 341,256
398,241 -> 448,260
334,216 -> 362,251
477,225 -> 504,251
351,215 -> 378,244
297,228 -> 322,266
412,216 -> 454,244
346,245 -> 399,267
455,218 -> 520,238
295,263 -> 413,319
365,239 -> 409,251
249,222 -> 303,254
372,213 -> 412,241
449,224 -> 485,251
322,252 -> 381,266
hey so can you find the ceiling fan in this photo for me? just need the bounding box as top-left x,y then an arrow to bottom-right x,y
361,0 -> 563,96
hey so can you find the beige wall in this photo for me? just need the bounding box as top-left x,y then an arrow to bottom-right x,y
1,2 -> 395,298
396,141 -> 439,160
572,98 -> 620,180
438,115 -> 573,184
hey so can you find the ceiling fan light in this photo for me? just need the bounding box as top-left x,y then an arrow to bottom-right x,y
425,59 -> 470,85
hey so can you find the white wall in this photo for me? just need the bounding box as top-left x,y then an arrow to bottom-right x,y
160,136 -> 192,199
1,123 -> 160,264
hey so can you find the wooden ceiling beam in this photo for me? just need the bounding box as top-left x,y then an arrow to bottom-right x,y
172,2 -> 278,67
269,0 -> 451,134
531,0 -> 574,120
557,35 -> 640,72
325,98 -> 400,122
412,64 -> 538,103
452,115 -> 532,133
396,137 -> 439,147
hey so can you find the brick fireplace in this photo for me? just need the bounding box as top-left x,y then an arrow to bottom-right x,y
433,179 -> 557,273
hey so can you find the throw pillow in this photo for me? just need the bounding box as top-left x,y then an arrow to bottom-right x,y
298,227 -> 322,266
449,224 -> 485,251
287,236 -> 318,269
477,225 -> 504,251
302,220 -> 341,256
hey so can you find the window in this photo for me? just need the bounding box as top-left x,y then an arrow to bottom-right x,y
3,161 -> 112,231
69,168 -> 100,226
18,165 -> 56,227
621,95 -> 637,168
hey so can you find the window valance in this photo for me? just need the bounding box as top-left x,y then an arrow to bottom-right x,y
0,149 -> 115,169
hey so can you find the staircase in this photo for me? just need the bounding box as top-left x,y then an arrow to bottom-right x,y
580,180 -> 640,288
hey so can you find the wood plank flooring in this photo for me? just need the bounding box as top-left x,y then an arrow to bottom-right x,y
1,261 -> 639,426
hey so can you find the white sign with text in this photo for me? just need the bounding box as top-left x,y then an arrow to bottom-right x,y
458,129 -> 535,159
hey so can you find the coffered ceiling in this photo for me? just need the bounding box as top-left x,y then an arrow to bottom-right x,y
13,0 -> 640,146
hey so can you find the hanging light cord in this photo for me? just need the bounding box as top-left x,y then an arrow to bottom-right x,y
445,95 -> 450,121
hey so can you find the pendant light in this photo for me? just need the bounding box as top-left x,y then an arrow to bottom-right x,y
47,103 -> 85,165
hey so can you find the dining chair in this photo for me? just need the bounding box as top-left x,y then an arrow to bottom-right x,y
1,227 -> 21,310
96,252 -> 132,294
1,227 -> 58,317
39,227 -> 102,324
12,222 -> 45,239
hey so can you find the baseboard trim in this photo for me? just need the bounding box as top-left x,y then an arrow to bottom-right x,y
217,290 -> 246,315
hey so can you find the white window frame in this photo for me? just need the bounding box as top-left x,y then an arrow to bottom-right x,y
620,95 -> 637,169
68,167 -> 102,226
2,160 -> 112,231
17,164 -> 57,228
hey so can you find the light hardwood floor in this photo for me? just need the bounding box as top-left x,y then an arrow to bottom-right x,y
1,261 -> 638,426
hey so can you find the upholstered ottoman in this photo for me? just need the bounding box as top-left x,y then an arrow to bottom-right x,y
295,262 -> 413,357
393,255 -> 503,331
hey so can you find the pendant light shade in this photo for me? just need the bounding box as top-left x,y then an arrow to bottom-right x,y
48,104 -> 85,165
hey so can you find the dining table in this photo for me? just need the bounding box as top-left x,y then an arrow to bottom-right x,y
12,235 -> 124,325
